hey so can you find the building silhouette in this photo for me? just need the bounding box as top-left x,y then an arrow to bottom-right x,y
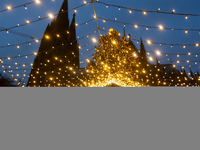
27,0 -> 87,87
27,0 -> 199,87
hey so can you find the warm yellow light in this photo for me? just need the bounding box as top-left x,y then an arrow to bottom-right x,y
133,53 -> 137,57
112,40 -> 116,44
8,57 -> 10,60
146,27 -> 148,30
185,15 -> 188,19
69,67 -> 72,70
35,0 -> 40,4
196,43 -> 199,47
84,1 -> 87,4
134,25 -> 138,28
92,38 -> 97,43
48,13 -> 54,19
143,11 -> 146,15
172,9 -> 175,13
7,6 -> 12,10
156,51 -> 161,55
45,35 -> 50,39
158,25 -> 164,30
147,40 -> 151,44
177,55 -> 179,57
187,60 -> 189,63
103,19 -> 106,22
173,65 -> 176,68
55,57 -> 58,60
57,34 -> 60,37
129,10 -> 132,13
17,45 -> 20,48
35,39 -> 39,42
109,28 -> 114,32
188,53 -> 191,55
26,20 -> 30,24
76,23 -> 78,26
177,61 -> 179,63
149,57 -> 153,61
185,30 -> 188,33
86,59 -> 90,62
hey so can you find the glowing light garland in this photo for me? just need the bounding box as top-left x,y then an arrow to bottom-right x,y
96,1 -> 200,17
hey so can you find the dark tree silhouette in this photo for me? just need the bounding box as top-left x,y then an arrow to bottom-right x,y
0,73 -> 16,87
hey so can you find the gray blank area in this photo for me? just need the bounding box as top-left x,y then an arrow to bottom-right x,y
0,88 -> 199,150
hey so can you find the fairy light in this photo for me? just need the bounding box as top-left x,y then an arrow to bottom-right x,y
129,10 -> 132,13
7,6 -> 12,10
112,40 -> 116,44
26,20 -> 30,24
35,39 -> 39,42
158,25 -> 164,30
158,8 -> 160,12
188,53 -> 191,55
45,35 -> 50,39
185,15 -> 188,19
172,9 -> 175,13
34,52 -> 37,55
183,45 -> 186,48
147,40 -> 151,44
149,57 -> 153,61
185,30 -> 188,33
35,0 -> 40,4
48,13 -> 54,18
196,43 -> 199,47
143,11 -> 146,15
17,45 -> 20,48
134,25 -> 138,28
92,38 -> 97,43
156,50 -> 161,55
84,1 -> 87,4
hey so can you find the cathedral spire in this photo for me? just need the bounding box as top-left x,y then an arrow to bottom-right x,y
56,0 -> 69,30
59,0 -> 69,13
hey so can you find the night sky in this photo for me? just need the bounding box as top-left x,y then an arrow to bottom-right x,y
0,0 -> 200,86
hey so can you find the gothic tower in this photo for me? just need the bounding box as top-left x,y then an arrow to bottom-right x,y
27,0 -> 81,87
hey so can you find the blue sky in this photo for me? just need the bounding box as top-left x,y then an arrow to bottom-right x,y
0,0 -> 200,86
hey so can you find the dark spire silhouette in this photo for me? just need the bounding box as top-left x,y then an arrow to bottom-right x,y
140,38 -> 148,66
56,0 -> 69,32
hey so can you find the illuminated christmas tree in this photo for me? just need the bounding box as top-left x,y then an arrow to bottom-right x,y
84,29 -> 143,87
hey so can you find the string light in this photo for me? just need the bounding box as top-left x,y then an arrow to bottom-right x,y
158,25 -> 164,30
35,0 -> 40,4
156,51 -> 161,55
26,20 -> 30,24
48,13 -> 54,18
92,38 -> 97,43
185,15 -> 188,19
7,6 -> 12,10
147,40 -> 151,44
